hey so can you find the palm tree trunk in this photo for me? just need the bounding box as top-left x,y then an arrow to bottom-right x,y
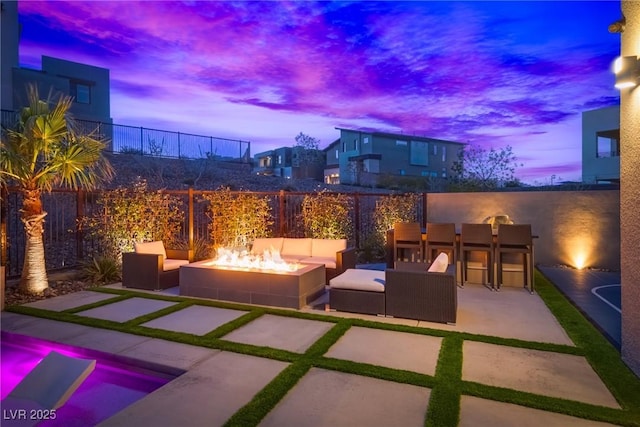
19,212 -> 49,294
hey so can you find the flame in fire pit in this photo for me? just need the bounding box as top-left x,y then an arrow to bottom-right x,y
204,247 -> 301,272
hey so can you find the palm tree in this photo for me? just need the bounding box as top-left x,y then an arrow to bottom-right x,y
0,85 -> 114,294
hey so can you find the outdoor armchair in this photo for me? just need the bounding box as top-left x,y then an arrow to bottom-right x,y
385,261 -> 457,324
122,241 -> 194,291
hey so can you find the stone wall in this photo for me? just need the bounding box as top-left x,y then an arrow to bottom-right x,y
426,190 -> 620,271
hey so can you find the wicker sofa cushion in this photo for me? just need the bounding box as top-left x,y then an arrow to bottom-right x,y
251,238 -> 284,255
311,239 -> 347,258
329,269 -> 385,292
282,238 -> 313,257
134,241 -> 167,260
427,252 -> 449,273
300,256 -> 336,269
163,258 -> 190,271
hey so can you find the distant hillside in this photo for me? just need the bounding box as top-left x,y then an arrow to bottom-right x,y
106,153 -> 387,193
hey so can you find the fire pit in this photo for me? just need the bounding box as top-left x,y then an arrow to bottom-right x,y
179,248 -> 326,309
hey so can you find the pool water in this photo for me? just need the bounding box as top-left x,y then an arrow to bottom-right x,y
1,332 -> 177,426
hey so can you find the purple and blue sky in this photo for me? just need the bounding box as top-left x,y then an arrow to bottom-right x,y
18,1 -> 621,183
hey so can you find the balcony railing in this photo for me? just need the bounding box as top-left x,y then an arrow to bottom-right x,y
1,110 -> 251,162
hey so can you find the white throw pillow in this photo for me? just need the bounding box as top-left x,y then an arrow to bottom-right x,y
134,241 -> 167,260
427,252 -> 449,273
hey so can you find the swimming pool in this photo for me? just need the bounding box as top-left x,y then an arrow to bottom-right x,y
1,332 -> 180,426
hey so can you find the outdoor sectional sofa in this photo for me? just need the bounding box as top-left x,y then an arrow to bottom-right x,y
329,255 -> 457,324
250,237 -> 356,283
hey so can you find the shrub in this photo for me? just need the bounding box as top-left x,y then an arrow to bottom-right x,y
301,190 -> 353,240
81,256 -> 121,284
80,178 -> 185,261
364,193 -> 422,257
201,187 -> 273,249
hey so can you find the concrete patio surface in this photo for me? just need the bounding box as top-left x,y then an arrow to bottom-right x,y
0,267 -> 629,426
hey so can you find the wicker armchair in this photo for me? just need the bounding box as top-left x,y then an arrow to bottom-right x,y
122,241 -> 193,291
385,264 -> 457,324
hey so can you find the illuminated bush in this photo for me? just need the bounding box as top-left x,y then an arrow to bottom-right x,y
201,187 -> 273,249
80,178 -> 184,262
301,190 -> 353,239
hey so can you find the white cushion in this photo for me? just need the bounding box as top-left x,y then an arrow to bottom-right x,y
427,252 -> 449,273
300,256 -> 336,270
281,238 -> 313,257
251,238 -> 284,255
329,269 -> 385,292
280,255 -> 305,264
134,241 -> 167,260
311,239 -> 347,258
163,258 -> 189,271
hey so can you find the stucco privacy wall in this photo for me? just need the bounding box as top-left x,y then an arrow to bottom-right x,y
620,0 -> 640,377
426,190 -> 620,271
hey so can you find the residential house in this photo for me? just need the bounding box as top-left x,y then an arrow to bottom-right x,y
324,128 -> 464,186
253,146 -> 323,180
1,1 -> 112,146
582,106 -> 620,184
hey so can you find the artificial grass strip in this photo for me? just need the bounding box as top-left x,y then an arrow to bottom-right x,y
317,356 -> 435,389
425,336 -> 463,427
62,294 -> 133,313
223,362 -> 312,427
202,310 -> 266,340
535,271 -> 640,419
462,380 -> 638,427
7,272 -> 640,426
123,300 -> 195,326
302,319 -> 352,359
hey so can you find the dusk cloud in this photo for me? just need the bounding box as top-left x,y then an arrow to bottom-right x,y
17,0 -> 621,183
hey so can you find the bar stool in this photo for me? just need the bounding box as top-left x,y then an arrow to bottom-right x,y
425,222 -> 457,267
393,222 -> 423,264
460,223 -> 494,289
496,224 -> 534,293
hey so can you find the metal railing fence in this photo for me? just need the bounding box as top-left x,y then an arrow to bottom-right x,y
1,188 -> 426,278
1,110 -> 251,162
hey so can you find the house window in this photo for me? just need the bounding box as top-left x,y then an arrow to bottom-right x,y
410,140 -> 429,166
421,171 -> 428,177
396,140 -> 407,146
335,149 -> 339,160
71,82 -> 91,104
442,148 -> 446,162
398,169 -> 406,176
277,155 -> 282,164
596,130 -> 620,158
363,137 -> 369,144
433,144 -> 438,155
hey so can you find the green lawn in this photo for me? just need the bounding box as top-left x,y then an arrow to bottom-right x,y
7,270 -> 640,426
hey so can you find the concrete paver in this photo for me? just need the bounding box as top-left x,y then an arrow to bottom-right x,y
1,313 -> 96,342
462,341 -> 620,408
325,326 -> 442,376
459,395 -> 620,427
260,367 -> 431,427
417,285 -> 574,345
222,314 -> 334,353
98,351 -> 289,427
141,305 -> 248,335
1,267 -> 629,426
117,338 -> 219,371
76,297 -> 177,322
63,328 -> 153,354
22,291 -> 119,312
